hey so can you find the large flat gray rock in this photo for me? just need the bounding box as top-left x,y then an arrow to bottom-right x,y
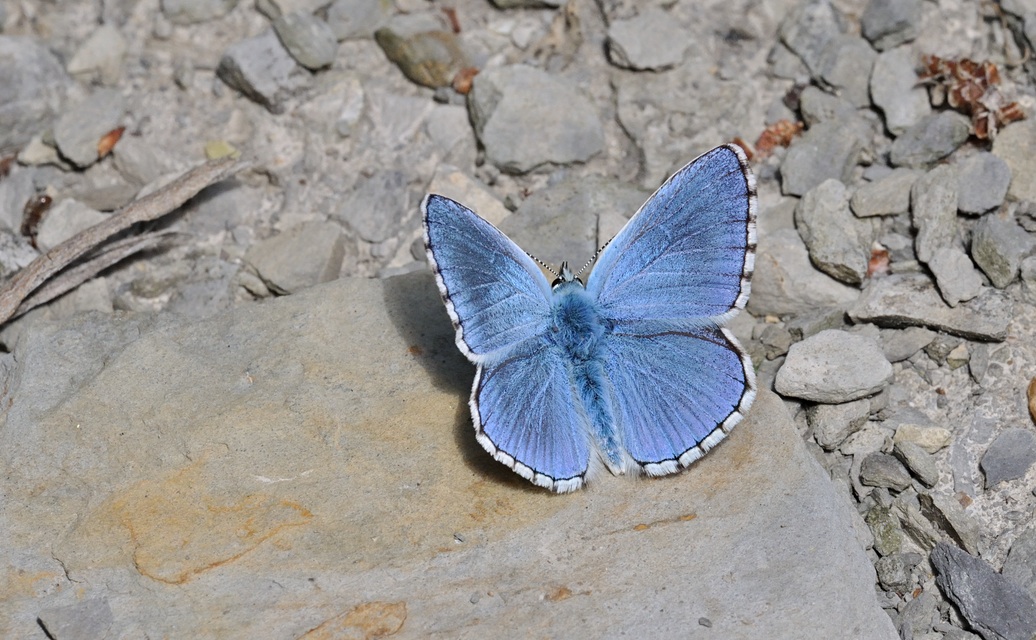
0,273 -> 896,639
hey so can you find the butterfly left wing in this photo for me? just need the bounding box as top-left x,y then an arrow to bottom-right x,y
473,337 -> 593,493
602,326 -> 755,475
424,194 -> 591,491
423,194 -> 553,361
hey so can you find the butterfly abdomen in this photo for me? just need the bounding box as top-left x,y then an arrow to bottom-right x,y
549,284 -> 624,472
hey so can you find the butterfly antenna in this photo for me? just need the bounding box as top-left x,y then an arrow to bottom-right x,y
575,238 -> 612,278
527,252 -> 559,278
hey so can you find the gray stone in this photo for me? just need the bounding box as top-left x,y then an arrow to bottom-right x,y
912,164 -> 959,264
749,230 -> 860,316
993,120 -> 1036,203
957,152 -> 1012,215
798,86 -> 857,127
1004,528 -> 1036,601
781,120 -> 863,196
112,136 -> 174,186
768,41 -> 809,80
880,231 -> 916,262
894,491 -> 942,550
931,542 -> 1036,640
427,165 -> 511,228
35,199 -> 108,251
795,179 -> 870,284
918,492 -> 981,556
851,168 -> 918,218
898,591 -> 937,639
971,215 -> 1036,289
217,29 -> 310,114
775,329 -> 893,403
867,503 -> 905,556
890,112 -> 971,168
817,35 -> 876,107
860,452 -> 912,492
929,246 -> 983,307
161,0 -> 239,24
52,89 -> 125,169
870,46 -> 931,135
71,181 -> 139,212
880,327 -> 936,362
875,553 -> 917,591
945,342 -> 970,370
0,36 -> 72,153
335,170 -> 408,243
922,333 -> 961,365
981,428 -> 1036,488
0,274 -> 898,639
808,397 -> 872,450
786,305 -> 849,341
969,342 -> 991,385
255,0 -> 330,19
326,0 -> 390,40
758,324 -> 794,359
893,441 -> 939,488
37,598 -> 113,640
777,0 -> 845,78
503,177 -> 648,271
489,0 -> 562,7
849,274 -> 1012,342
374,13 -> 469,89
468,65 -> 604,174
861,0 -> 921,50
607,8 -> 688,71
894,422 -> 952,455
66,24 -> 127,85
272,12 -> 338,70
244,221 -> 345,294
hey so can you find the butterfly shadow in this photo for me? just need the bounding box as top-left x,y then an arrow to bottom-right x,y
381,272 -> 542,492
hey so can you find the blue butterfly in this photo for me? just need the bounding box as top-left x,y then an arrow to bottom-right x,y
422,144 -> 757,492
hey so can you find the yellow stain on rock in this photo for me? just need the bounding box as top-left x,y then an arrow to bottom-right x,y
298,601 -> 407,639
109,461 -> 312,584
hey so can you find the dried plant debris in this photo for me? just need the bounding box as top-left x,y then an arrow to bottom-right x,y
97,126 -> 125,158
754,119 -> 804,158
20,193 -> 53,250
919,55 -> 1025,139
1029,376 -> 1036,425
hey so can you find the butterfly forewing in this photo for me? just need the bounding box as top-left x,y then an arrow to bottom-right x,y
587,144 -> 756,331
422,195 -> 553,360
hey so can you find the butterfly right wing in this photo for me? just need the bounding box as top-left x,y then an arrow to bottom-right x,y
423,194 -> 553,361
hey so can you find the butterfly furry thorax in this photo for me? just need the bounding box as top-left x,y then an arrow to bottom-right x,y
423,144 -> 757,493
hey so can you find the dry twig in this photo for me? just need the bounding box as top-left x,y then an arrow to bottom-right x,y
0,156 -> 245,326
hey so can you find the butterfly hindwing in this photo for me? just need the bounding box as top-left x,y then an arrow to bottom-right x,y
422,194 -> 552,360
601,326 -> 755,474
586,144 -> 756,331
473,337 -> 592,493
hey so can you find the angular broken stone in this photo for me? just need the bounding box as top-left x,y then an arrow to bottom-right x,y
931,542 -> 1036,640
849,274 -> 1011,341
775,329 -> 893,403
217,29 -> 310,114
